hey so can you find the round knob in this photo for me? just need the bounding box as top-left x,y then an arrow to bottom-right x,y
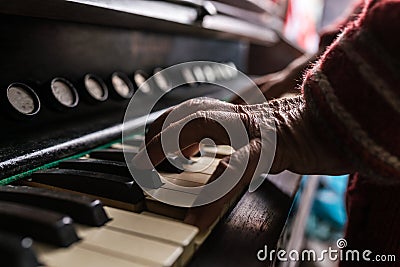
181,67 -> 197,86
203,65 -> 216,82
4,83 -> 41,119
133,70 -> 151,94
49,77 -> 79,110
110,72 -> 134,99
83,74 -> 108,103
153,68 -> 170,92
192,66 -> 206,82
212,64 -> 225,81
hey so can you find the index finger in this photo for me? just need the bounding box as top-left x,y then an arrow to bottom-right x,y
146,98 -> 237,144
134,111 -> 242,169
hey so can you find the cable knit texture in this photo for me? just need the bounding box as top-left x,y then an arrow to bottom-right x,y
303,0 -> 400,183
301,0 -> 400,265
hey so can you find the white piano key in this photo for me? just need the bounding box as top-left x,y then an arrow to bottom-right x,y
182,156 -> 219,175
105,207 -> 199,265
105,207 -> 198,247
161,174 -> 204,187
76,225 -> 183,267
36,244 -> 152,267
140,211 -> 180,222
145,195 -> 187,220
161,172 -> 211,185
149,185 -> 201,208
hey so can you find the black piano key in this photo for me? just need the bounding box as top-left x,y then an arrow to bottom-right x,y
127,137 -> 192,174
61,159 -> 164,189
0,231 -> 39,267
0,201 -> 79,247
130,168 -> 164,189
59,158 -> 131,177
0,186 -> 110,227
89,148 -> 137,162
90,143 -> 188,174
30,169 -> 144,204
156,156 -> 186,174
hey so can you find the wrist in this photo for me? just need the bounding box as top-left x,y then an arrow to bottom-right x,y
268,95 -> 356,175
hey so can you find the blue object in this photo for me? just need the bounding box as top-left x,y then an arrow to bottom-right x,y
294,175 -> 349,240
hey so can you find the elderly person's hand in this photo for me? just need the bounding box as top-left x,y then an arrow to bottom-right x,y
133,97 -> 354,231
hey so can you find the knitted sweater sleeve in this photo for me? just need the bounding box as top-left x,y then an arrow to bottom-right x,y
303,0 -> 400,183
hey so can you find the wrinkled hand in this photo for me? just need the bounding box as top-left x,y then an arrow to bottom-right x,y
133,97 -> 355,231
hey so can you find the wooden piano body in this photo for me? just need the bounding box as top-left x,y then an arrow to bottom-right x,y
0,1 -> 302,266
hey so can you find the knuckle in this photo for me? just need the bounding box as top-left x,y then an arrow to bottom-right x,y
184,97 -> 213,109
232,104 -> 243,114
183,98 -> 200,108
250,139 -> 262,154
251,138 -> 262,148
193,110 -> 209,120
233,104 -> 252,114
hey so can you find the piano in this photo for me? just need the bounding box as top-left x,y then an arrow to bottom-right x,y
0,1 -> 303,266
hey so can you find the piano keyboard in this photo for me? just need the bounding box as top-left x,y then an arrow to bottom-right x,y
2,133 -> 242,267
0,2 -> 302,265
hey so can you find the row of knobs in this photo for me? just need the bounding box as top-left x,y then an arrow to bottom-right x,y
1,62 -> 238,120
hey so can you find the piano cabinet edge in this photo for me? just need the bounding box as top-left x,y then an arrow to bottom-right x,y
188,171 -> 301,267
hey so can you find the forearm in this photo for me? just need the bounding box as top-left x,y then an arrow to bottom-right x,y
265,95 -> 356,175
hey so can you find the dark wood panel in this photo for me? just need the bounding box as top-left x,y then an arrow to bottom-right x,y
189,171 -> 301,267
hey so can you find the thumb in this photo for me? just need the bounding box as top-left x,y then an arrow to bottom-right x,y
184,139 -> 264,231
208,138 -> 263,185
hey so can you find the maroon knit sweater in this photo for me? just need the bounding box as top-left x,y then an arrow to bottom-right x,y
302,0 -> 400,266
